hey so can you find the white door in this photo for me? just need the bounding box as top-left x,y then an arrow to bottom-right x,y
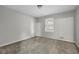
35,22 -> 41,36
56,17 -> 74,42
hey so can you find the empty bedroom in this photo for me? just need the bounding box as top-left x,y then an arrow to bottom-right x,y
0,5 -> 79,54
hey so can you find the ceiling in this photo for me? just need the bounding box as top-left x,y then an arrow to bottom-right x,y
3,5 -> 78,17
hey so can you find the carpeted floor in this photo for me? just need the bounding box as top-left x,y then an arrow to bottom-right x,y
0,36 -> 79,54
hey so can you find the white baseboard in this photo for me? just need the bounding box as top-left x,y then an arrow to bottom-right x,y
53,37 -> 75,43
41,36 -> 75,43
58,39 -> 75,43
0,35 -> 75,47
0,36 -> 33,47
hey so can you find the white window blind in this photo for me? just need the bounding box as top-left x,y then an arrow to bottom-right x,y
45,18 -> 54,32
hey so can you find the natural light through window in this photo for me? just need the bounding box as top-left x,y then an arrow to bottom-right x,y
45,18 -> 54,32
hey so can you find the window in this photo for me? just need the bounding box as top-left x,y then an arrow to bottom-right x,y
45,18 -> 54,32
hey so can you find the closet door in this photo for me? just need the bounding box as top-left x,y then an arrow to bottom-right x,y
35,22 -> 41,36
56,17 -> 74,42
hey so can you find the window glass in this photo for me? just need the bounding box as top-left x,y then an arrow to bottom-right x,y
45,18 -> 54,32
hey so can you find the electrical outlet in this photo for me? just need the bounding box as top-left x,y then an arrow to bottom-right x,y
60,37 -> 64,39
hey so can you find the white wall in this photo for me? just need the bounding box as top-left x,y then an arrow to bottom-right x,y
75,7 -> 79,47
0,6 -> 35,46
38,11 -> 75,42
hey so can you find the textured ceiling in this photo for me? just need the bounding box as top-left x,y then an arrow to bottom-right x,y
3,5 -> 78,17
